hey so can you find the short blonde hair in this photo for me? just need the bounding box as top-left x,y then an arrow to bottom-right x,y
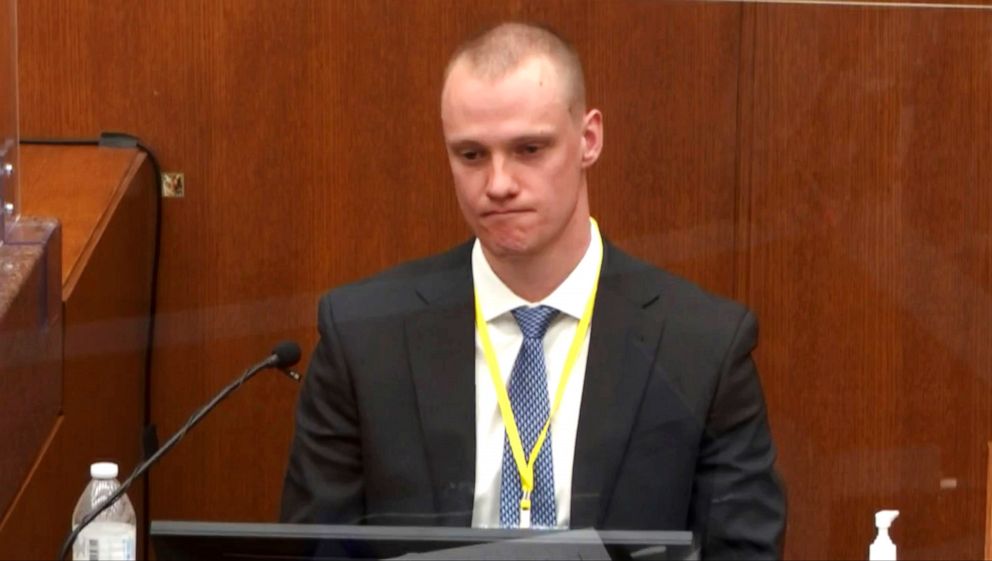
443,22 -> 587,116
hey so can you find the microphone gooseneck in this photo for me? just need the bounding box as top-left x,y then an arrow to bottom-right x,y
57,341 -> 303,561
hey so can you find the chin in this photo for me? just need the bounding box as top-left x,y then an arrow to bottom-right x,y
480,235 -> 534,260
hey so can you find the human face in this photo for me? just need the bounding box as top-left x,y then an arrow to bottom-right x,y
441,56 -> 602,262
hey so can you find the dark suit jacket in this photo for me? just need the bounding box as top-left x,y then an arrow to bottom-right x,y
281,240 -> 786,559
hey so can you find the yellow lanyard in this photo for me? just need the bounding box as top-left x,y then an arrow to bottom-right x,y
473,218 -> 604,529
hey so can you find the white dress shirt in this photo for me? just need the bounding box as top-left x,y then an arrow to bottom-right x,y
470,220 -> 602,529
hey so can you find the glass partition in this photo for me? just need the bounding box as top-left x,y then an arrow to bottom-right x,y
5,1 -> 992,559
0,0 -> 17,243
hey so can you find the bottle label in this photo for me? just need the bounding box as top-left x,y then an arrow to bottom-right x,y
73,522 -> 136,561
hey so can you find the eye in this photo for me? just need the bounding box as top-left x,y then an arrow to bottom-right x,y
516,141 -> 550,158
458,149 -> 486,162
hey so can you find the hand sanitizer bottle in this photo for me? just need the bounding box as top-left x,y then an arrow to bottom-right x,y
868,510 -> 900,561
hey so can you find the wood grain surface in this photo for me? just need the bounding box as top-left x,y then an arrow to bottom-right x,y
0,220 -> 60,525
0,0 -> 18,230
13,1 -> 992,559
18,146 -> 143,296
745,3 -> 992,558
0,147 -> 156,560
16,0 -> 740,528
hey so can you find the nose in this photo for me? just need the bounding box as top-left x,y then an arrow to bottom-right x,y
485,155 -> 518,201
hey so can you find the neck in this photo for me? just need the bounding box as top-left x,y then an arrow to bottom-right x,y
483,216 -> 592,302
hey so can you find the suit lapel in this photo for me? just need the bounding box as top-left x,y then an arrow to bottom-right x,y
402,240 -> 666,528
406,254 -> 476,525
570,244 -> 666,528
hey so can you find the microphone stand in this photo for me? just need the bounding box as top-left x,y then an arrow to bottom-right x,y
57,352 -> 300,561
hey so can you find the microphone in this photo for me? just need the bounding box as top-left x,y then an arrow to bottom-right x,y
57,341 -> 302,561
269,340 -> 302,380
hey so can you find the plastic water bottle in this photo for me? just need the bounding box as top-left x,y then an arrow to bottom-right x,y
71,462 -> 136,561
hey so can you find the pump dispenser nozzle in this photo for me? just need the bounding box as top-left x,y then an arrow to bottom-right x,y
869,510 -> 900,561
875,510 -> 899,529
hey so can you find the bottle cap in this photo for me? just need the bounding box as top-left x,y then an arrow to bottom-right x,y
90,462 -> 119,479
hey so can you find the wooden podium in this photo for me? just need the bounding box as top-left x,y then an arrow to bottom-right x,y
0,145 -> 157,559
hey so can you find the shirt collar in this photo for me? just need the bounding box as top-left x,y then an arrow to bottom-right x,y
472,219 -> 603,322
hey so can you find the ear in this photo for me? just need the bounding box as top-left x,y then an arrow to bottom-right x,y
579,109 -> 603,169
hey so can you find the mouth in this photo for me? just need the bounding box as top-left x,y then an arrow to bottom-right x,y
482,209 -> 531,218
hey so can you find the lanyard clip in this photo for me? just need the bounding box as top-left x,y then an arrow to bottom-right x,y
519,491 -> 532,530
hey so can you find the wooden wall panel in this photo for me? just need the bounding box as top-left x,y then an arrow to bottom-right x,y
0,0 -> 13,146
58,150 -> 156,558
579,0 -> 743,297
20,1 -> 992,559
0,220 -> 60,521
0,147 -> 157,560
0,0 -> 17,234
745,4 -> 992,559
17,0 -> 742,530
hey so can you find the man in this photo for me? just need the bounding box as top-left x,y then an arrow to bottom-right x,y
281,22 -> 785,559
